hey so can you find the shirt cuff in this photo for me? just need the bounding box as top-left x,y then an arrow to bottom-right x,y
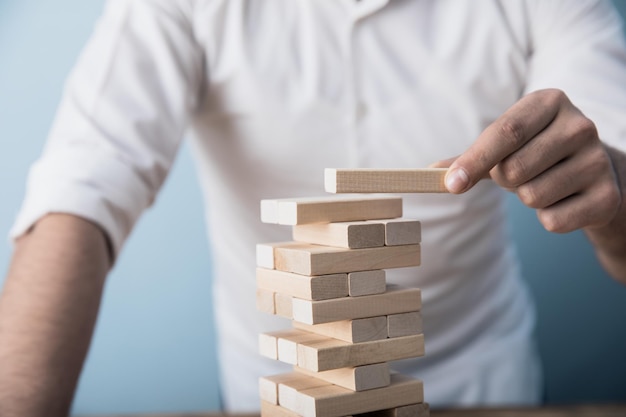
9,145 -> 155,259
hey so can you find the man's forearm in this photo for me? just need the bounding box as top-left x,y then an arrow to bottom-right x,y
0,214 -> 111,417
585,145 -> 626,284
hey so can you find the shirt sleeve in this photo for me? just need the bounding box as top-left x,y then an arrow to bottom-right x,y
524,0 -> 626,151
10,0 -> 204,258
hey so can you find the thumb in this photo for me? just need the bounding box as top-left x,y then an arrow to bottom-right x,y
430,156 -> 492,193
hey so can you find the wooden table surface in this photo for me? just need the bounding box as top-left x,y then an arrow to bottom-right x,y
92,405 -> 626,417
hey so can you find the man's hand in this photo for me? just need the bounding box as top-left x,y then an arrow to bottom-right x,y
434,89 -> 626,282
437,89 -> 622,233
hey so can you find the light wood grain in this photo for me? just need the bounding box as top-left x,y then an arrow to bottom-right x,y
348,270 -> 386,297
273,242 -> 421,276
256,288 -> 275,315
294,373 -> 424,417
256,268 -> 348,301
93,404 -> 626,417
276,329 -> 328,365
275,292 -> 294,319
258,333 -> 278,360
359,403 -> 430,417
260,400 -> 301,417
261,195 -> 403,225
388,312 -> 423,338
257,242 -> 298,269
259,330 -> 317,361
278,372 -> 331,414
295,362 -> 390,392
297,334 -> 425,372
325,168 -> 448,193
259,373 -> 307,405
293,221 -> 385,249
293,316 -> 388,343
292,287 -> 421,325
378,219 -> 422,246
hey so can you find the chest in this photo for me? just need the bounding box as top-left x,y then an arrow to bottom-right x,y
190,0 -> 532,172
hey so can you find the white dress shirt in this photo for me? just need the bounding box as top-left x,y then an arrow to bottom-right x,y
11,0 -> 626,411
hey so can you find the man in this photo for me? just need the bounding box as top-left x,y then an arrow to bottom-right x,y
1,1 -> 626,416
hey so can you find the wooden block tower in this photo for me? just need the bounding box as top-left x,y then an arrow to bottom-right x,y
256,193 -> 432,417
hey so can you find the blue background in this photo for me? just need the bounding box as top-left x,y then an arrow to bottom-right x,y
1,1 -> 626,414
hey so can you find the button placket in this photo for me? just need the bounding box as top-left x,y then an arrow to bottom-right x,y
343,1 -> 388,167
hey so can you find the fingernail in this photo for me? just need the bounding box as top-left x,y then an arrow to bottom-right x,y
445,168 -> 469,193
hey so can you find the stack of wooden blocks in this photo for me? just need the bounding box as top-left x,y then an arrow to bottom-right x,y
256,194 -> 429,417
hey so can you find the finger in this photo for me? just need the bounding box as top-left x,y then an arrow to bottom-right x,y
537,180 -> 620,233
491,106 -> 596,188
446,90 -> 563,193
428,156 -> 458,169
430,156 -> 492,180
515,148 -> 597,209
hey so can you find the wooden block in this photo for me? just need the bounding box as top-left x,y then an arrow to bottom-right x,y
297,334 -> 425,372
294,316 -> 388,343
293,221 -> 385,249
274,242 -> 421,276
387,312 -> 422,338
260,330 -> 315,360
278,372 -> 331,413
357,403 -> 430,417
348,270 -> 386,296
257,268 -> 349,301
295,362 -> 390,391
325,168 -> 448,193
275,292 -> 294,319
292,373 -> 424,417
259,333 -> 278,360
256,288 -> 276,315
277,329 -> 328,365
261,400 -> 301,417
260,373 -> 308,405
257,242 -> 300,269
261,195 -> 403,225
378,219 -> 421,246
292,287 -> 421,325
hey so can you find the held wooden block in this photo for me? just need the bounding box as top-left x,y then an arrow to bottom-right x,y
256,288 -> 275,315
274,242 -> 421,276
261,195 -> 403,225
277,329 -> 328,365
358,403 -> 430,417
257,268 -> 349,301
292,287 -> 421,325
293,221 -> 385,249
293,316 -> 388,343
387,312 -> 423,338
297,334 -> 425,372
293,373 -> 424,417
378,219 -> 422,246
295,362 -> 391,391
325,168 -> 448,194
348,270 -> 386,297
